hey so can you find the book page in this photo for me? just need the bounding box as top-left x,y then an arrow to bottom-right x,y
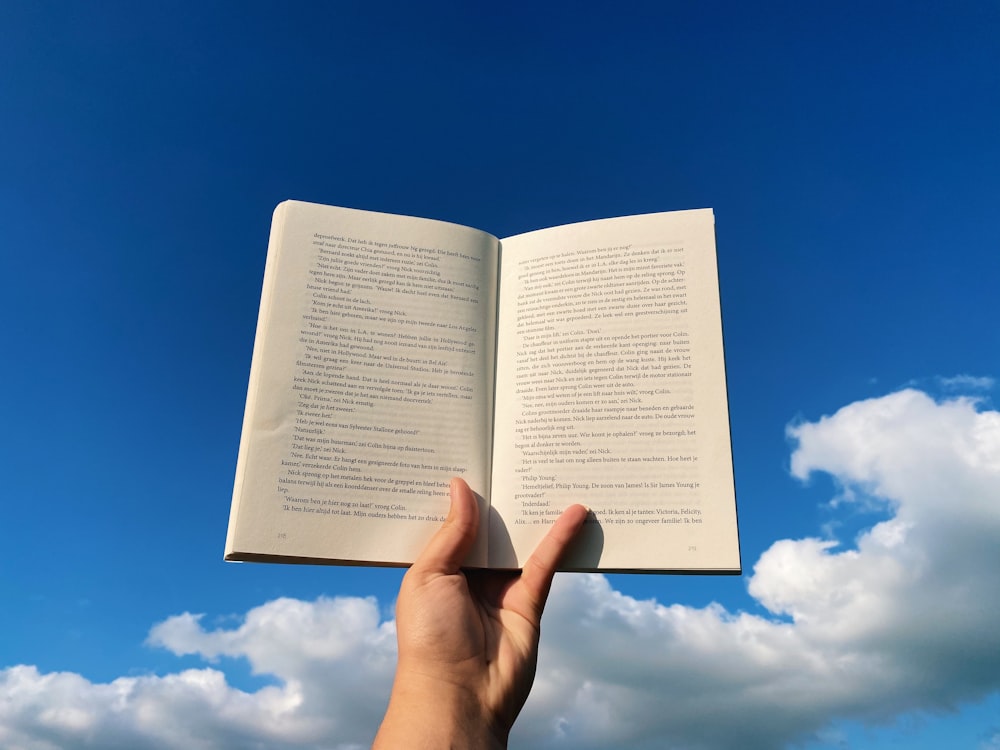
491,210 -> 739,572
226,202 -> 498,566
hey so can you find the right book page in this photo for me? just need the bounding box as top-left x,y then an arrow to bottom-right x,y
489,209 -> 740,572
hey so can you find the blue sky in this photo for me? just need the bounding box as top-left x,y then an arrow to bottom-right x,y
1,2 -> 998,748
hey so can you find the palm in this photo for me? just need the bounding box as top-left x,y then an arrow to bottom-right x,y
397,567 -> 539,719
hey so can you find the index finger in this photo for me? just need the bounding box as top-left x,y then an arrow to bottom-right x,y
517,504 -> 589,618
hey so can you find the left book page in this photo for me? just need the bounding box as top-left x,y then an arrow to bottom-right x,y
225,201 -> 498,566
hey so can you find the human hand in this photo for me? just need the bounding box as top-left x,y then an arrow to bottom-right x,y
373,477 -> 588,749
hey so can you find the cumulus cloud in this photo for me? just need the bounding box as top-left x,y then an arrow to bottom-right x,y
509,389 -> 1000,748
2,387 -> 999,749
0,597 -> 397,750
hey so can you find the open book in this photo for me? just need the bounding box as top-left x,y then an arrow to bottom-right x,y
225,202 -> 739,573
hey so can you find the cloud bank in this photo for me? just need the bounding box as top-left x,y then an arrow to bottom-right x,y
2,388 -> 998,749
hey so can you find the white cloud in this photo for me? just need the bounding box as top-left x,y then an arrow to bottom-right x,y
938,374 -> 996,392
146,595 -> 397,690
1,597 -> 397,750
2,388 -> 999,749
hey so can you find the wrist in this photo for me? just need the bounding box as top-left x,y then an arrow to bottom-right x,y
374,668 -> 508,749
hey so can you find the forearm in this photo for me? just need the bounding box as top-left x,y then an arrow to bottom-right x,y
373,671 -> 507,750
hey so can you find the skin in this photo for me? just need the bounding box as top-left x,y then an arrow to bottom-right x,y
373,477 -> 589,749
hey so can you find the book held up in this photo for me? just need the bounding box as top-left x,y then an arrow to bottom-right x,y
225,201 -> 740,573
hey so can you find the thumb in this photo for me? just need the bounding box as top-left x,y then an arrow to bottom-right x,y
409,477 -> 480,575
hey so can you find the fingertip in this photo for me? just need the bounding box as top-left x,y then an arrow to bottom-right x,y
450,476 -> 470,503
555,503 -> 589,535
449,476 -> 478,526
